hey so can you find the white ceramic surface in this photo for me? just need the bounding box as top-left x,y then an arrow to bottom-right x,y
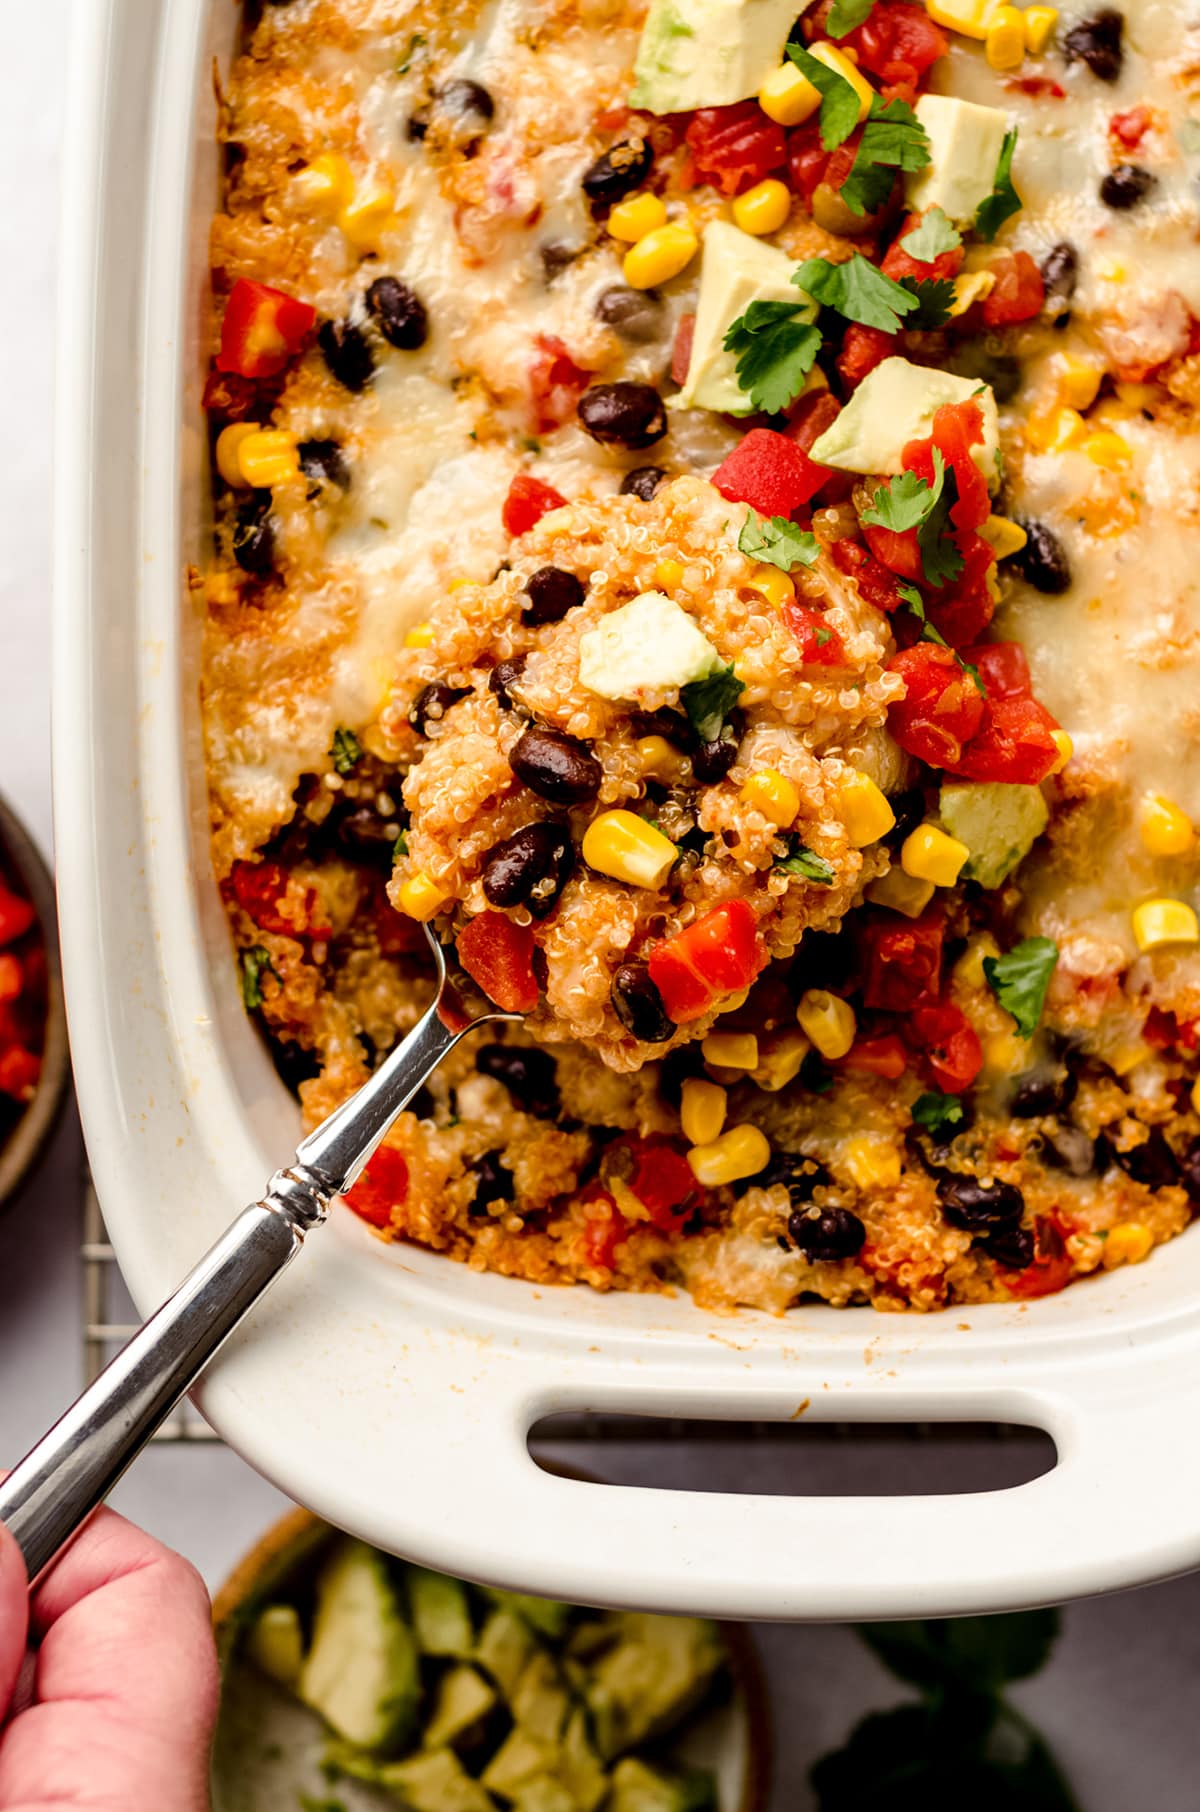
55,0 -> 1200,1621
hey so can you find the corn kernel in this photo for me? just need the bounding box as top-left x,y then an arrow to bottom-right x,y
983,1027 -> 1030,1078
1083,429 -> 1133,471
295,152 -> 355,216
635,735 -> 690,785
1023,5 -> 1059,53
1115,381 -> 1158,413
398,873 -> 448,921
1109,1041 -> 1151,1077
582,810 -> 677,889
1030,406 -> 1089,454
797,989 -> 857,1061
607,192 -> 668,243
924,0 -> 1004,38
1106,1220 -> 1154,1265
744,564 -> 795,610
985,6 -> 1025,68
810,42 -> 874,122
758,61 -> 821,126
405,622 -> 434,649
686,1123 -> 772,1187
622,223 -> 699,290
732,179 -> 792,237
837,772 -> 896,848
1132,899 -> 1200,952
1055,354 -> 1103,411
751,1028 -> 811,1092
741,768 -> 801,829
653,558 -> 686,590
841,1134 -> 902,1191
1047,729 -> 1074,776
215,421 -> 261,489
949,270 -> 996,317
701,1031 -> 760,1071
902,823 -> 970,889
866,867 -> 937,919
338,181 -> 396,250
681,1077 -> 728,1145
236,428 -> 301,488
1139,794 -> 1195,858
956,932 -> 1002,992
1097,258 -> 1127,283
979,515 -> 1028,560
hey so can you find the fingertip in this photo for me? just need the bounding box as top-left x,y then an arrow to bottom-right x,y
0,1519 -> 29,1717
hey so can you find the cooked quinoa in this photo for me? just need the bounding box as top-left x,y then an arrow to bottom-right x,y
203,0 -> 1200,1312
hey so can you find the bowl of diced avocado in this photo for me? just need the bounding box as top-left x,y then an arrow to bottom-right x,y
211,1511 -> 769,1812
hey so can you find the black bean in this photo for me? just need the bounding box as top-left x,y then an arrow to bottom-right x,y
298,438 -> 349,490
657,1043 -> 706,1108
1101,1127 -> 1180,1191
1012,520 -> 1072,595
335,806 -> 402,861
938,1174 -> 1026,1233
1042,1123 -> 1097,1177
610,964 -> 675,1043
788,1205 -> 866,1261
509,726 -> 602,805
578,382 -> 667,450
406,112 -> 429,142
594,285 -> 665,344
692,725 -> 742,784
752,1153 -> 832,1201
981,1224 -> 1035,1270
631,707 -> 694,749
410,682 -> 468,736
540,242 -> 581,283
1040,242 -> 1078,323
435,79 -> 494,148
318,319 -> 374,392
885,786 -> 927,846
270,1039 -> 321,1093
232,492 -> 274,575
582,138 -> 654,212
788,928 -> 855,998
482,821 -> 575,918
1180,1136 -> 1200,1205
620,466 -> 669,501
1100,163 -> 1157,210
523,566 -> 585,627
1011,1069 -> 1077,1118
1063,9 -> 1124,81
476,1043 -> 559,1119
366,275 -> 429,350
488,656 -> 527,711
468,1151 -> 514,1214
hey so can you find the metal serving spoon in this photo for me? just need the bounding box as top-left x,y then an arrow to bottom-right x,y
0,927 -> 518,1586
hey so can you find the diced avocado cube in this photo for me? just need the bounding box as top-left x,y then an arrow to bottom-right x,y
631,0 -> 802,115
809,357 -> 1000,486
298,1540 -> 420,1754
586,1616 -> 724,1760
610,1758 -> 717,1812
476,1608 -> 537,1697
375,1748 -> 497,1812
511,1651 -> 572,1745
512,1777 -> 578,1812
408,1567 -> 475,1657
675,221 -> 817,416
906,94 -> 1010,224
560,1707 -> 609,1812
481,1728 -> 557,1797
424,1665 -> 497,1749
577,593 -> 719,702
244,1602 -> 304,1688
938,780 -> 1049,889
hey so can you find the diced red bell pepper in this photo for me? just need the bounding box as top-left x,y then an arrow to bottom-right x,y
216,278 -> 316,380
1110,105 -> 1152,150
981,251 -> 1045,328
456,912 -> 540,1014
840,1033 -> 909,1079
528,334 -> 591,432
860,907 -> 944,1013
909,999 -> 983,1093
949,695 -> 1061,785
838,323 -> 897,391
882,212 -> 965,287
225,860 -> 295,938
647,898 -> 762,1025
344,1143 -> 409,1229
959,641 -> 1032,700
712,429 -> 828,518
686,103 -> 786,196
0,886 -> 35,947
0,955 -> 23,1005
502,473 -> 567,537
626,1135 -> 699,1231
0,1046 -> 40,1101
672,314 -> 696,387
887,643 -> 987,769
831,538 -> 909,614
787,122 -> 831,206
840,2 -> 948,101
581,1188 -> 631,1270
782,600 -> 847,666
1003,1214 -> 1075,1298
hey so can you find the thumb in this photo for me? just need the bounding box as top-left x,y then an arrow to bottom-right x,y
0,1523 -> 28,1718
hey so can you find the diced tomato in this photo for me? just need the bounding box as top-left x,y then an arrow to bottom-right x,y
202,368 -> 261,422
981,251 -> 1045,328
831,538 -> 909,614
859,907 -> 944,1013
216,278 -> 316,380
371,882 -> 429,959
648,898 -> 762,1024
840,1034 -> 908,1080
456,912 -> 540,1014
528,334 -> 591,432
1111,105 -> 1151,150
0,886 -> 35,948
712,428 -> 828,517
909,1000 -> 983,1093
882,213 -> 965,287
862,521 -> 925,584
837,323 -> 897,391
841,2 -> 947,100
949,695 -> 1061,785
225,860 -> 295,938
959,641 -> 1031,700
502,473 -> 567,537
0,1046 -> 40,1102
784,391 -> 847,502
672,314 -> 696,387
920,538 -> 997,648
887,643 -> 987,769
344,1143 -> 409,1230
781,601 -> 847,666
903,400 -> 992,538
1003,1214 -> 1075,1298
787,122 -> 831,206
626,1135 -> 699,1231
0,955 -> 23,1005
686,102 -> 786,196
582,1189 -> 631,1270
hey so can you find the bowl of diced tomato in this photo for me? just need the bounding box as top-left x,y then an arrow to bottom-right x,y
0,796 -> 68,1206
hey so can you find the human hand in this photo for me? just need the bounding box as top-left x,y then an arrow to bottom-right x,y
0,1505 -> 218,1810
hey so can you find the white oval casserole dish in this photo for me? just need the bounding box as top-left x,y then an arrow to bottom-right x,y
55,0 -> 1200,1620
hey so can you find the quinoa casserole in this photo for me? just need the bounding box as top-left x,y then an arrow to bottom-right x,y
202,0 -> 1200,1313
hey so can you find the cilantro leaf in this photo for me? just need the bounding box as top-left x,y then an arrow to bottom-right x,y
393,828 -> 408,859
983,937 -> 1059,1039
681,661 -> 744,743
776,844 -> 835,884
911,1090 -> 966,1136
898,274 -> 956,329
330,727 -> 362,775
861,468 -> 938,534
738,510 -> 819,572
240,945 -> 278,1012
787,43 -> 863,150
975,127 -> 1023,242
839,96 -> 932,217
827,0 -> 877,34
900,207 -> 962,262
723,302 -> 823,413
793,253 -> 920,334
